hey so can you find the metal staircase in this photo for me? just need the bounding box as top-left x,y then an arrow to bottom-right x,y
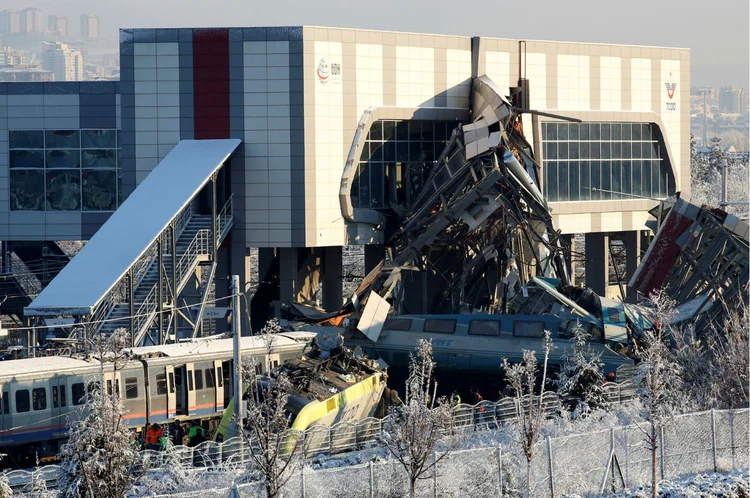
93,196 -> 233,345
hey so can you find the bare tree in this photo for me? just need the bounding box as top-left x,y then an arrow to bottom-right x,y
502,331 -> 553,498
633,289 -> 681,498
58,329 -> 138,498
380,339 -> 458,498
0,455 -> 11,498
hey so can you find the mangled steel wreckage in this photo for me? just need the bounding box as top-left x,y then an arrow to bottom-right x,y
284,76 -> 749,372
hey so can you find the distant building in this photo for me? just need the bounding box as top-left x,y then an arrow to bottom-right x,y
21,8 -> 43,35
41,41 -> 83,81
1,46 -> 28,65
48,15 -> 68,37
0,67 -> 53,82
719,86 -> 748,114
0,10 -> 22,35
79,14 -> 99,39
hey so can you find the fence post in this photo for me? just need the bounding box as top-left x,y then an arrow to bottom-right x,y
496,445 -> 503,496
659,426 -> 665,480
433,450 -> 438,498
547,435 -> 555,498
369,460 -> 374,498
711,409 -> 717,472
301,465 -> 306,498
624,426 -> 629,487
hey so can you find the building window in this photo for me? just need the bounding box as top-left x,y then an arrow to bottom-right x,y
353,120 -> 457,210
541,122 -> 675,202
8,128 -> 120,212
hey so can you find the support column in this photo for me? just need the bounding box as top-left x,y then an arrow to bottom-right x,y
622,231 -> 639,303
216,245 -> 233,334
584,232 -> 609,296
322,246 -> 343,311
639,230 -> 652,259
364,244 -> 385,275
560,234 -> 576,286
279,247 -> 298,305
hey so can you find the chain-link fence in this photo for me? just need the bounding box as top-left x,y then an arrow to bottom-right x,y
140,408 -> 747,498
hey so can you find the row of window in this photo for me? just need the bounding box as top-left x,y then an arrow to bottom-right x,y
8,129 -> 121,212
543,122 -> 655,142
544,141 -> 661,161
384,318 -> 548,338
9,130 -> 119,150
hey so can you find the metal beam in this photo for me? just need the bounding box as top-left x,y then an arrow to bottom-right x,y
192,261 -> 217,339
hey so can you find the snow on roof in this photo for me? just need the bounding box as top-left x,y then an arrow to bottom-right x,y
128,333 -> 315,359
25,139 -> 241,317
0,356 -> 94,378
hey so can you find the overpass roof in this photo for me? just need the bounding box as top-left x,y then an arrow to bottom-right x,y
25,139 -> 240,317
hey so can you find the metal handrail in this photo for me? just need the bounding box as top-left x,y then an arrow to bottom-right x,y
215,195 -> 233,246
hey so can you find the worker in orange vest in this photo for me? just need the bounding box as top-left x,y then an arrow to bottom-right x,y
145,423 -> 161,450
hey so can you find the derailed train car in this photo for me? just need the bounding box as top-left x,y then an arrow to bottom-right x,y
0,332 -> 314,464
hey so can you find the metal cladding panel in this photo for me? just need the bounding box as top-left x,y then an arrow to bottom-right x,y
193,29 -> 230,139
25,139 -> 241,316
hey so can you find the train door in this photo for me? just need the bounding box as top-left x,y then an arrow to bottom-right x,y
0,383 -> 6,446
213,360 -> 224,411
222,360 -> 232,408
51,377 -> 66,437
166,365 -> 177,418
103,369 -> 121,399
186,363 -> 196,416
174,366 -> 186,416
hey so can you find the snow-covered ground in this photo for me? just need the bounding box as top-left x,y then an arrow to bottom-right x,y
567,470 -> 750,498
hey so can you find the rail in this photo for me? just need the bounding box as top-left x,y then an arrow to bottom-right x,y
215,195 -> 233,247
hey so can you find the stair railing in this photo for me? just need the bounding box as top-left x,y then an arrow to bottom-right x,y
215,195 -> 234,247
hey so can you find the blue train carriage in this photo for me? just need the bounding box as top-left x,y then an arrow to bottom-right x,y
0,332 -> 315,464
341,312 -> 632,379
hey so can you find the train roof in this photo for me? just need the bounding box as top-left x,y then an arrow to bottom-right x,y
0,356 -> 94,378
127,332 -> 317,359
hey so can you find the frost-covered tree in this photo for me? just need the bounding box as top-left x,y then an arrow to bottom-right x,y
380,339 -> 458,498
503,331 -> 554,498
57,329 -> 138,498
690,135 -> 749,219
555,322 -> 608,419
633,289 -> 682,498
238,355 -> 299,498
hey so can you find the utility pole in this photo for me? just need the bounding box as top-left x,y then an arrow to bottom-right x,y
232,275 -> 243,426
698,87 -> 710,146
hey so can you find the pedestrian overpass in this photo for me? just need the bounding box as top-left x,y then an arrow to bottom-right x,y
25,139 -> 241,346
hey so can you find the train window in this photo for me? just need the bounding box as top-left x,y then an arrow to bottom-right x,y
513,321 -> 545,338
468,320 -> 501,336
156,373 -> 168,395
2,392 -> 8,414
194,370 -> 203,390
53,386 -> 59,408
187,371 -> 194,391
205,369 -> 214,389
216,367 -> 223,388
423,319 -> 456,334
32,388 -> 47,411
168,373 -> 175,394
16,390 -> 30,413
115,379 -> 120,396
72,383 -> 86,405
384,318 -> 412,331
125,378 -> 138,399
106,380 -> 113,396
60,385 -> 67,407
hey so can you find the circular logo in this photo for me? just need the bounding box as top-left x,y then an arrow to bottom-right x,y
317,58 -> 330,84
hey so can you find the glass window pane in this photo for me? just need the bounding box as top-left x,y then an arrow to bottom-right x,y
642,124 -> 651,141
622,160 -> 632,196
32,388 -> 47,411
10,170 -> 45,210
612,142 -> 621,159
45,130 -> 79,149
359,142 -> 370,161
558,123 -> 569,141
468,320 -> 500,336
409,141 -> 425,161
601,124 -> 611,140
82,129 -> 116,149
434,121 -> 447,142
601,142 -> 611,160
370,163 -> 384,209
601,162 -> 611,200
611,123 -> 621,140
46,150 -> 80,169
15,390 -> 30,413
46,170 -> 81,210
579,123 -> 589,140
545,142 -> 557,160
558,162 -> 569,201
569,123 -> 579,140
622,123 -> 632,140
368,121 -> 383,141
423,319 -> 456,334
357,164 -> 369,208
612,160 -> 622,200
579,141 -> 589,159
641,161 -> 652,198
125,378 -> 138,399
545,162 -> 558,202
82,170 -> 117,211
9,130 -> 44,149
632,160 -> 642,197
408,121 -> 422,142
651,161 -> 661,198
396,121 -> 409,140
631,124 -> 641,141
580,161 -> 591,201
569,162 -> 579,201
590,123 -> 601,140
10,150 -> 44,168
591,161 -> 601,200
661,161 -> 671,196
557,142 -> 568,159
590,142 -> 600,159
421,121 -> 434,143
622,142 -> 632,159
82,149 -> 117,168
569,142 -> 579,159
381,121 -> 396,142
369,142 -> 383,162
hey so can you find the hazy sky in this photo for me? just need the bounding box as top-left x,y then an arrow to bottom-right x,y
6,0 -> 749,87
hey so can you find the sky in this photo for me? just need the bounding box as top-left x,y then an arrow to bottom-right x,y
5,0 -> 750,88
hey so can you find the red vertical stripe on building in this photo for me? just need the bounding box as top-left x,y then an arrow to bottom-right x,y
193,29 -> 230,139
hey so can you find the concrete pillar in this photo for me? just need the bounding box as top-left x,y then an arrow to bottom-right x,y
622,231 -> 639,303
364,244 -> 385,275
584,232 -> 609,295
278,247 -> 298,305
560,234 -> 575,286
322,246 -> 343,311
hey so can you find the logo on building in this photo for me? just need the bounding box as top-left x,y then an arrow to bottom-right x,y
317,58 -> 330,83
665,72 -> 677,100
